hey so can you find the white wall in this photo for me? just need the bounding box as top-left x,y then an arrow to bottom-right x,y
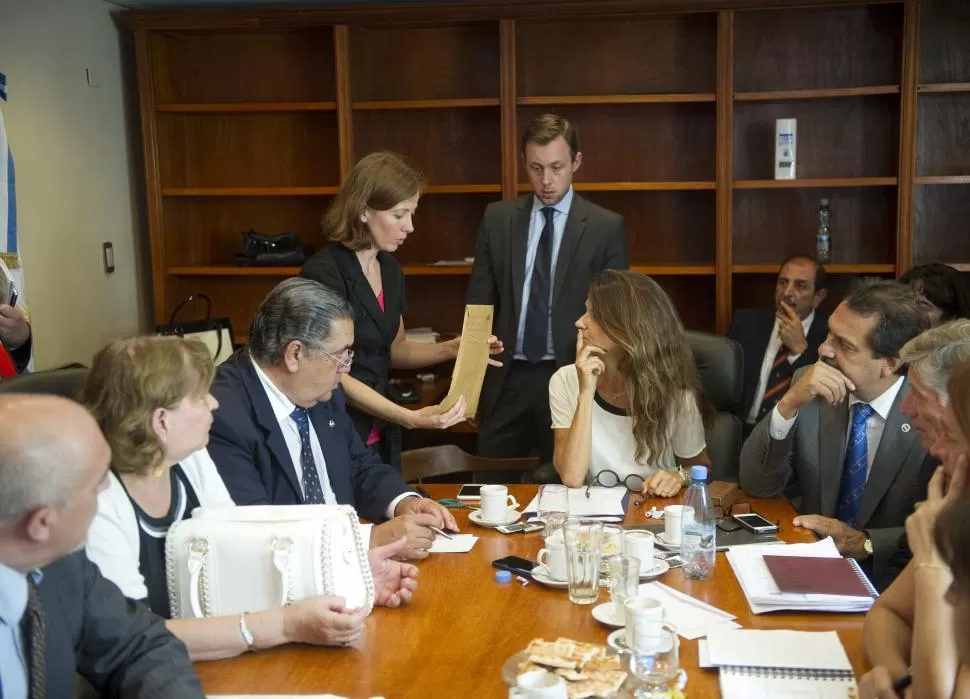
0,0 -> 148,370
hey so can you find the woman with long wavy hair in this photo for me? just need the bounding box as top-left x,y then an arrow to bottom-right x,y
549,270 -> 711,496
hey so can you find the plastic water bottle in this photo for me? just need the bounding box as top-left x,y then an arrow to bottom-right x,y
816,198 -> 832,264
681,465 -> 716,580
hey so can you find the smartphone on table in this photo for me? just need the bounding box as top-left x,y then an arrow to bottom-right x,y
491,556 -> 536,578
457,484 -> 484,502
732,512 -> 780,534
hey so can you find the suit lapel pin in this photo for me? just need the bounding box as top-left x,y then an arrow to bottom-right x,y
901,423 -> 911,433
329,419 -> 336,428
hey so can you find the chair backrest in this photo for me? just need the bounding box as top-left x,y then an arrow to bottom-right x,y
402,444 -> 539,483
686,331 -> 743,481
0,366 -> 89,401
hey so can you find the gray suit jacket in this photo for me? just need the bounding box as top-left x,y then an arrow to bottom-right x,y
466,193 -> 627,419
739,375 -> 926,583
39,550 -> 202,698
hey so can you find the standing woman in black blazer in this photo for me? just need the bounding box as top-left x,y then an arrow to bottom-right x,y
301,152 -> 472,471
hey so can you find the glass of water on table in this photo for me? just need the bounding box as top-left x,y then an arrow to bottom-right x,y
537,484 -> 569,538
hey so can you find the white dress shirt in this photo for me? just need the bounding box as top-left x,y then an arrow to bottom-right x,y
250,359 -> 416,519
747,310 -> 816,424
513,187 -> 574,360
770,375 -> 905,480
251,359 -> 337,504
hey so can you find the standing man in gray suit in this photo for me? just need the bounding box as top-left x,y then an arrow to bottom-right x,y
0,395 -> 202,698
740,280 -> 930,583
467,113 -> 628,462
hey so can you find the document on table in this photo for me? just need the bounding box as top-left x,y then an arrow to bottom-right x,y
523,486 -> 626,518
637,581 -> 739,640
429,534 -> 478,553
439,305 -> 493,418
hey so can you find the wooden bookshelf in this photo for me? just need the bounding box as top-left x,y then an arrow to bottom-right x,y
125,0 -> 968,349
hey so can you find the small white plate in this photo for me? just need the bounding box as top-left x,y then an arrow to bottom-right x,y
592,602 -> 625,628
638,559 -> 670,580
469,508 -> 521,528
607,628 -> 630,653
655,532 -> 680,549
530,565 -> 568,588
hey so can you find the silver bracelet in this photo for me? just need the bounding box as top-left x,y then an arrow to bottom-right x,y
239,613 -> 257,652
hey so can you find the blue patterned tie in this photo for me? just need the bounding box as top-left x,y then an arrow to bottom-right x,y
290,407 -> 326,504
836,402 -> 874,527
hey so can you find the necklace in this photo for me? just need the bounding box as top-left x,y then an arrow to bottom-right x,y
600,374 -> 626,400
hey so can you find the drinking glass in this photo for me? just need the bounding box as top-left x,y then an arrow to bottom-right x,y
606,554 -> 640,618
599,524 -> 625,586
537,484 -> 569,538
628,625 -> 687,699
563,519 -> 603,605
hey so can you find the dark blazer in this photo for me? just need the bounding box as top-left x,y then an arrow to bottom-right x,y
728,307 -> 829,420
467,193 -> 628,419
207,349 -> 413,522
739,374 -> 927,583
301,243 -> 405,443
39,550 -> 202,698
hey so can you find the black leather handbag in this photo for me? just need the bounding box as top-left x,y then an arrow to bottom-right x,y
156,294 -> 235,365
234,230 -> 314,267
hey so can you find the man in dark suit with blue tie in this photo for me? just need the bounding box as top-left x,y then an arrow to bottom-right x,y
467,113 -> 628,462
740,280 -> 931,583
728,255 -> 830,437
208,278 -> 458,560
0,395 -> 202,698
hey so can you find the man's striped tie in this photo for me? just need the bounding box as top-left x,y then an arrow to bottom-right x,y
757,346 -> 793,420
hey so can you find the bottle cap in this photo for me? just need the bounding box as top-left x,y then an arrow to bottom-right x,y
690,465 -> 708,482
494,570 -> 512,583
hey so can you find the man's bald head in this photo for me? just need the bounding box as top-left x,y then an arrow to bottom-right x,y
0,395 -> 108,524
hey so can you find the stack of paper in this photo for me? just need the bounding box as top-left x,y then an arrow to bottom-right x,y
726,537 -> 877,614
523,486 -> 626,519
405,327 -> 439,344
428,534 -> 478,553
699,629 -> 857,699
637,582 -> 740,640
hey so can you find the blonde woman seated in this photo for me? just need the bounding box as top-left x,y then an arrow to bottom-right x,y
550,270 -> 712,496
82,336 -> 418,661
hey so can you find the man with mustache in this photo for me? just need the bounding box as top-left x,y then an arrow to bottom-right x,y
728,255 -> 829,439
740,279 -> 930,584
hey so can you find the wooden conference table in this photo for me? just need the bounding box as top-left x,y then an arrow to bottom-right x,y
197,485 -> 870,698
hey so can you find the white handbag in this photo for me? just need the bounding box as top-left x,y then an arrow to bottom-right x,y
165,504 -> 375,619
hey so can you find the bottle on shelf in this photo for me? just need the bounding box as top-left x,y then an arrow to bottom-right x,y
816,198 -> 832,264
680,465 -> 716,580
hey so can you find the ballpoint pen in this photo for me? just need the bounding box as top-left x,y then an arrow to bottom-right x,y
429,526 -> 454,540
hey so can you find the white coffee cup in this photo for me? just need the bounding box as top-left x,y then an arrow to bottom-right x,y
510,669 -> 568,699
537,533 -> 567,581
663,505 -> 694,546
624,596 -> 666,651
480,484 -> 518,523
622,530 -> 656,574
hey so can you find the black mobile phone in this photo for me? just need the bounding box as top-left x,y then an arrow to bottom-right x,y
717,517 -> 743,533
491,556 -> 537,578
457,484 -> 484,501
732,512 -> 780,534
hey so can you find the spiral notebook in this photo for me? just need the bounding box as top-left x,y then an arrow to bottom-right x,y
703,629 -> 858,699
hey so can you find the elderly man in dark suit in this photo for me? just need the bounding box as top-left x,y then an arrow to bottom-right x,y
0,394 -> 202,698
740,279 -> 931,584
208,278 -> 457,561
728,255 -> 830,437
467,113 -> 628,463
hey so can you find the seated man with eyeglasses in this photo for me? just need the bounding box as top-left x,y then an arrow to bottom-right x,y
207,278 -> 458,561
550,271 -> 712,498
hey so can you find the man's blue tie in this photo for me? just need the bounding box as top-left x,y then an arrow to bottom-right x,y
836,402 -> 874,527
290,407 -> 326,504
523,206 -> 555,363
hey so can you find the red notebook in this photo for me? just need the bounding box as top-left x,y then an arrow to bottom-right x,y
763,555 -> 875,597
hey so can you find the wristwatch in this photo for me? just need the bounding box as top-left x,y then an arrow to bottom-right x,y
863,532 -> 874,558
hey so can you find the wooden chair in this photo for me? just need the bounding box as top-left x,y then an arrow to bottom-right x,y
401,445 -> 539,484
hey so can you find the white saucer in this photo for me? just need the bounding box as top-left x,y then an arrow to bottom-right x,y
638,559 -> 670,580
592,602 -> 625,628
469,508 -> 521,528
655,532 -> 680,549
607,628 -> 630,653
530,565 -> 568,588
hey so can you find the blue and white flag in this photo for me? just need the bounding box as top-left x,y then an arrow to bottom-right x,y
0,72 -> 34,370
